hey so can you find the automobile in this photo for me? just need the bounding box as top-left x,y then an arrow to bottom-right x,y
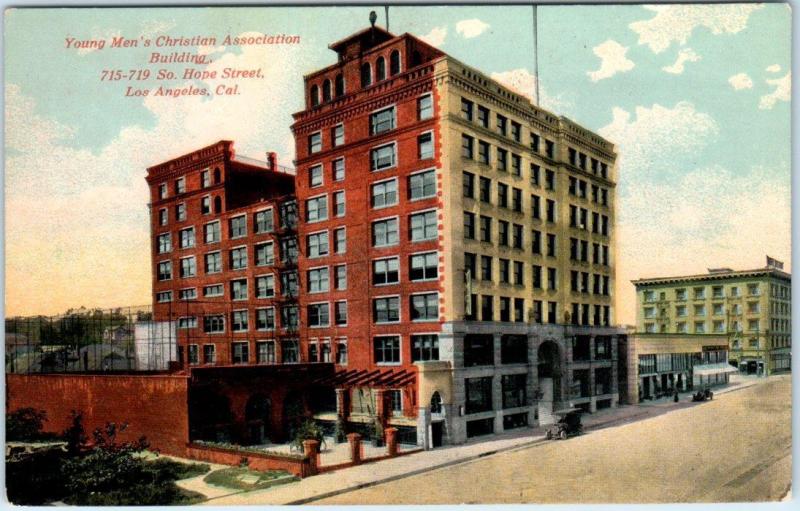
691,388 -> 714,402
544,409 -> 583,440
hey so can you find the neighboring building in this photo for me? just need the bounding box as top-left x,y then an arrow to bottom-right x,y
291,24 -> 623,447
146,140 -> 298,368
623,333 -> 736,404
632,257 -> 791,376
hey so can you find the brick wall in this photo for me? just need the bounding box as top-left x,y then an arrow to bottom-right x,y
6,373 -> 190,456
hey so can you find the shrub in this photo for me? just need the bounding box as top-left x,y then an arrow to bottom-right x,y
290,419 -> 325,452
6,407 -> 49,441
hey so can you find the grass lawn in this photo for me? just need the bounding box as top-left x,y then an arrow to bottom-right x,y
203,467 -> 298,491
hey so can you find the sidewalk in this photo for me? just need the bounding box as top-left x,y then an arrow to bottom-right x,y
204,375 -> 765,506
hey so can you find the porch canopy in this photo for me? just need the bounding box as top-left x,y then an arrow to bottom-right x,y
693,363 -> 739,376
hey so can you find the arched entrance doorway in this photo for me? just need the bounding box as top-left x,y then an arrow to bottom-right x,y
245,394 -> 271,445
537,341 -> 562,425
429,391 -> 444,448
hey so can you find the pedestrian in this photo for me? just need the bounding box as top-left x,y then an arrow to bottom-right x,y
673,389 -> 679,403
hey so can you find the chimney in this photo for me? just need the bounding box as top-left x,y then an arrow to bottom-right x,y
267,151 -> 277,171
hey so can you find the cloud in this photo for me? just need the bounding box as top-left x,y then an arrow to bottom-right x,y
630,4 -> 764,53
420,26 -> 447,47
759,72 -> 791,109
598,101 -> 718,182
587,40 -> 634,82
490,68 -> 573,114
455,19 -> 490,38
766,64 -> 782,73
728,73 -> 753,90
661,48 -> 701,74
5,32 -> 311,315
138,19 -> 176,39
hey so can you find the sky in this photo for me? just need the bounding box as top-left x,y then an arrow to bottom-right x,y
4,4 -> 792,322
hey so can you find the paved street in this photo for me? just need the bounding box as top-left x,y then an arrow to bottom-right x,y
318,375 -> 791,504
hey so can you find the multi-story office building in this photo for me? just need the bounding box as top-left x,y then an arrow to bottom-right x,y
146,141 -> 299,369
292,24 -> 625,447
632,258 -> 791,376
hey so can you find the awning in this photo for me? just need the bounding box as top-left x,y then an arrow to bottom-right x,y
693,363 -> 739,376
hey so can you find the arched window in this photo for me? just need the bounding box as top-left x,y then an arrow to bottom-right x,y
430,392 -> 442,414
360,63 -> 372,88
390,50 -> 401,75
335,73 -> 345,97
411,51 -> 422,67
310,84 -> 320,107
214,196 -> 222,214
322,79 -> 332,102
213,167 -> 221,183
376,56 -> 386,81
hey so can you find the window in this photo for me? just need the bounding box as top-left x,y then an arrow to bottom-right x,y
531,194 -> 541,219
187,345 -> 199,365
360,62 -> 372,87
502,374 -> 527,408
694,322 -> 706,334
307,231 -> 329,258
335,301 -> 347,325
498,221 -> 509,246
546,199 -> 556,222
461,98 -> 474,121
411,335 -> 439,361
370,107 -> 396,135
280,238 -> 298,264
308,303 -> 330,327
256,274 -> 275,298
159,208 -> 168,225
204,284 -> 223,297
332,124 -> 344,146
676,288 -> 687,300
335,73 -> 345,96
157,233 -> 172,254
481,256 -> 492,281
479,216 -> 492,242
373,257 -> 400,285
310,84 -> 320,107
175,203 -> 186,222
463,172 -> 475,198
465,377 -> 493,414
204,315 -> 225,334
462,134 -> 474,159
409,169 -> 436,200
371,143 -> 396,171
232,342 -> 249,364
256,308 -> 275,330
496,114 -> 507,136
694,287 -> 706,299
229,215 -> 246,238
511,154 -> 521,176
463,212 -> 475,239
322,79 -> 332,102
532,230 -> 541,254
748,284 -> 760,296
334,228 -> 346,254
205,251 -> 222,274
545,169 -> 555,190
333,191 -> 345,216
479,177 -> 491,203
477,105 -> 489,127
512,224 -> 523,249
371,179 -> 398,208
410,210 -> 437,241
333,158 -> 345,181
156,291 -> 172,303
418,94 -> 432,120
200,196 -> 211,214
411,293 -> 438,321
306,196 -> 328,222
281,271 -> 299,297
281,305 -> 299,330
547,233 -> 556,257
255,242 -> 274,266
282,339 -> 299,363
410,252 -> 438,281
372,218 -> 399,247
374,336 -> 400,364
230,247 -> 247,270
158,183 -> 168,199
203,345 -> 216,364
336,339 -> 348,365
478,141 -> 490,164
205,221 -> 221,244
256,341 -> 276,364
496,148 -> 507,171
548,267 -> 557,290
231,279 -> 248,300
232,310 -> 249,332
307,268 -> 329,293
373,296 -> 400,323
180,257 -> 196,278
309,165 -> 323,187
308,132 -> 322,154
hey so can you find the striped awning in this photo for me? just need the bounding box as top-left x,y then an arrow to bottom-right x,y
693,363 -> 739,376
312,368 -> 416,388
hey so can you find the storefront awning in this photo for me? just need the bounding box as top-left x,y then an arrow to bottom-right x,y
693,363 -> 739,376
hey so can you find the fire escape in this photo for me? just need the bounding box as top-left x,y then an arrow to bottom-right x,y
274,198 -> 300,360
